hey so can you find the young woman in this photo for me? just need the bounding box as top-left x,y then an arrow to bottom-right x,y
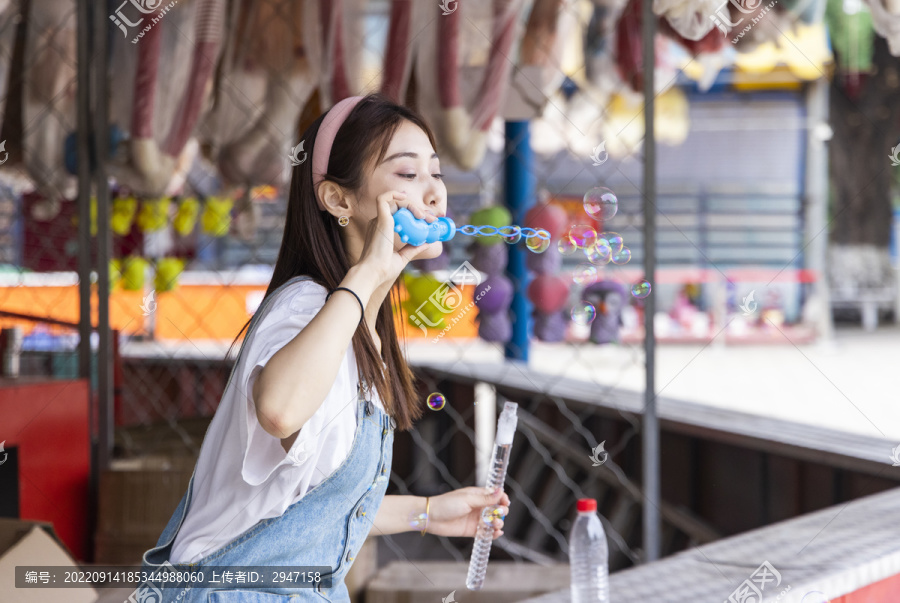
140,93 -> 511,602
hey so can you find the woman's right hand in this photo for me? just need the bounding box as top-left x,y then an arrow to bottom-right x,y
357,191 -> 438,287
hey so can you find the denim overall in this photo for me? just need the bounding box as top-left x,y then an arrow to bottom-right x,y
139,275 -> 396,602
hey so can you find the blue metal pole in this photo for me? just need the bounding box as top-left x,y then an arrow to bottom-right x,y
504,121 -> 534,362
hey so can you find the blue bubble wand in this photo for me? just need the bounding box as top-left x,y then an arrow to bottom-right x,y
392,207 -> 550,249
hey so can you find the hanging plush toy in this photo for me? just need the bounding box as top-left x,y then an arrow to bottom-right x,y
524,201 -> 570,342
864,0 -> 900,55
24,0 -> 77,220
402,273 -> 449,334
473,244 -> 514,342
615,0 -> 647,92
654,0 -> 723,41
584,281 -> 627,344
121,255 -> 149,291
659,18 -> 726,54
107,0 -> 225,197
470,206 -> 513,342
154,257 -> 186,292
380,0 -> 415,103
528,255 -> 570,341
528,0 -> 624,158
201,0 -> 321,189
825,0 -> 875,98
411,0 -> 527,170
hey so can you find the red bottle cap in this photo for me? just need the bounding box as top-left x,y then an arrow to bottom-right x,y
577,498 -> 597,512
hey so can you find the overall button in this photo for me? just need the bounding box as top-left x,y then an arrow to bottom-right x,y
356,506 -> 366,517
389,417 -> 397,430
346,551 -> 354,563
365,400 -> 374,416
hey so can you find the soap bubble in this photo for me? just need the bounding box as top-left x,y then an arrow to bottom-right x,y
631,280 -> 651,299
557,236 -> 577,255
409,512 -> 428,530
611,247 -> 631,265
525,232 -> 550,253
569,224 -> 597,248
499,225 -> 521,244
573,264 -> 597,285
585,240 -> 611,264
601,232 -> 624,254
427,392 -> 446,411
583,187 -> 618,220
481,505 -> 506,526
571,302 -> 597,325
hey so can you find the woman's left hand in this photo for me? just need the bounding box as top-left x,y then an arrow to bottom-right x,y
424,487 -> 511,539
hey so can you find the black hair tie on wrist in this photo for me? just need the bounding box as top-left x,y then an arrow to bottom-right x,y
327,287 -> 365,326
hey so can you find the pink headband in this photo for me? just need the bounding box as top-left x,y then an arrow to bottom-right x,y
312,95 -> 365,210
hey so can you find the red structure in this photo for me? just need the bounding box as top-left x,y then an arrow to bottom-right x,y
0,377 -> 91,561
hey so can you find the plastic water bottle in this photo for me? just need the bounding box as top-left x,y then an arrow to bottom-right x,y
569,498 -> 609,602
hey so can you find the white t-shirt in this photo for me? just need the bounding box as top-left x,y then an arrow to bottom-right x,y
169,278 -> 385,564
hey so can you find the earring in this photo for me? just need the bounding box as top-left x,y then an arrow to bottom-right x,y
338,215 -> 349,227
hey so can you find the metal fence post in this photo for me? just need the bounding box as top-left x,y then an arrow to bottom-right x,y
642,0 -> 661,562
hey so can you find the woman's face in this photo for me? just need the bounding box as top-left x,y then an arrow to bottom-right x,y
354,120 -> 448,259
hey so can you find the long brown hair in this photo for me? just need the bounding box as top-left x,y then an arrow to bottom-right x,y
227,93 -> 430,431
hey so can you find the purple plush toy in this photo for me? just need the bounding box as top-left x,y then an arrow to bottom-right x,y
533,311 -> 568,342
475,275 -> 513,314
478,310 -> 512,342
471,242 -> 508,275
526,246 -> 562,273
584,281 -> 627,344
